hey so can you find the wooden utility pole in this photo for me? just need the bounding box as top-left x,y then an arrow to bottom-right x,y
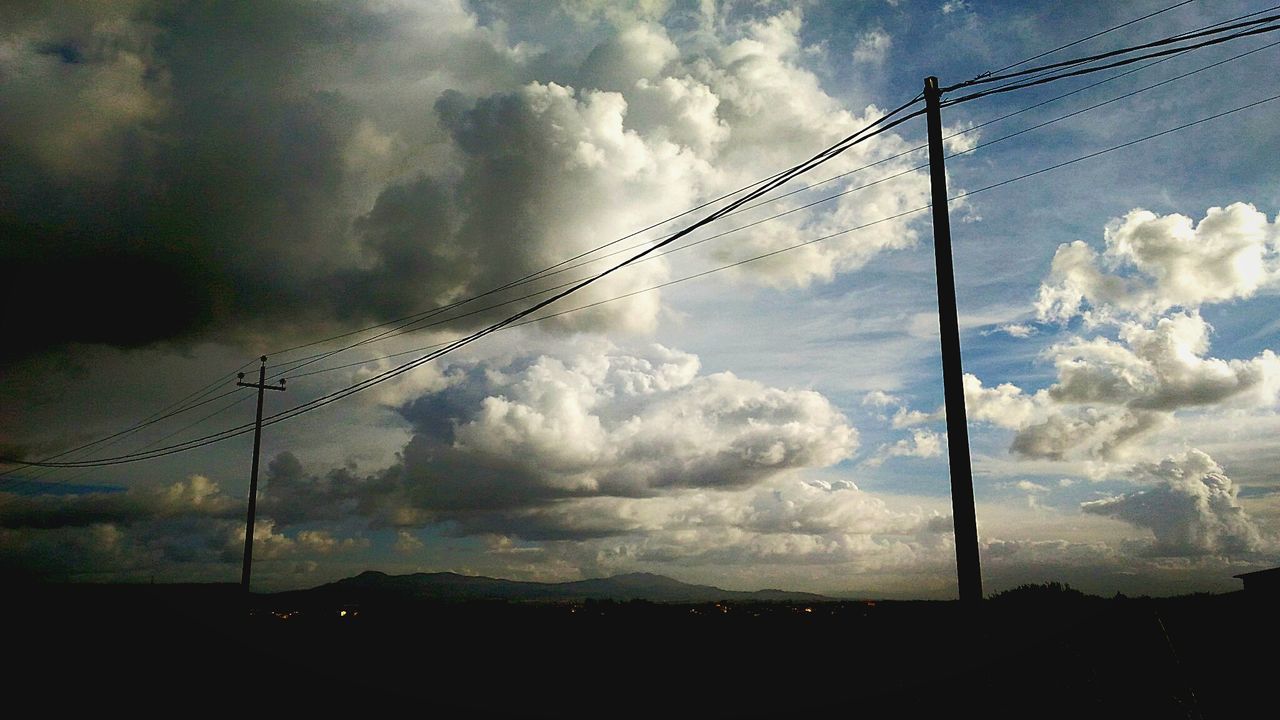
924,76 -> 983,603
237,356 -> 286,592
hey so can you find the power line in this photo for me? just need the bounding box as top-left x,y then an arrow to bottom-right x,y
16,11 -> 1244,472
265,22 -> 1280,381
945,8 -> 1280,91
256,48 -> 1234,384
353,87 -> 1280,355
261,37 -> 1280,386
348,2 -> 1231,387
0,96 -> 927,469
246,102 -> 928,384
954,91 -> 1280,199
471,90 -> 1280,331
261,170 -> 797,364
8,82 -> 1275,471
256,117 -> 930,385
0,375 -> 253,491
952,4 -> 1280,104
7,42 -> 1269,476
982,0 -> 1198,78
0,390 -> 260,497
3,100 -> 928,478
943,21 -> 1280,106
0,356 -> 254,480
0,390 -> 258,507
1,96 -> 927,485
257,143 -> 935,381
262,109 -> 926,373
177,102 -> 934,443
8,12 -> 1277,474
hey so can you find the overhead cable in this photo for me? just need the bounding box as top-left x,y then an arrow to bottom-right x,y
944,8 -> 1280,91
8,88 -> 1276,469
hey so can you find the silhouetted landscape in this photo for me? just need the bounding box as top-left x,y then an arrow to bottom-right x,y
275,569 -> 833,604
11,574 -> 1277,718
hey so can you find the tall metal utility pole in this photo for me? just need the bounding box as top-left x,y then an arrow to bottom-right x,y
924,76 -> 983,603
237,356 -> 286,592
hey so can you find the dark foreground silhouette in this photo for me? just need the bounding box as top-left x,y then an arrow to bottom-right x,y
10,580 -> 1275,718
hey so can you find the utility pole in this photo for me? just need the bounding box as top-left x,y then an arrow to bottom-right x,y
237,356 -> 285,592
924,76 -> 983,604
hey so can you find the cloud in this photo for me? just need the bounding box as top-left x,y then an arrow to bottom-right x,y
0,522 -> 142,579
1081,450 -> 1268,557
410,344 -> 855,515
980,533 -> 1277,596
0,2 -> 165,180
254,343 -> 877,548
892,406 -> 945,428
1048,313 -> 1280,412
998,323 -> 1035,338
948,203 -> 1280,464
236,340 -> 965,572
963,374 -> 1041,430
295,529 -> 370,555
983,537 -> 1116,564
2,3 -> 932,365
1008,408 -> 1166,462
559,0 -> 674,26
864,428 -> 943,467
433,476 -> 924,546
0,475 -> 367,578
0,475 -> 239,529
861,390 -> 901,408
992,310 -> 1279,462
852,29 -> 892,65
1,1 -> 385,357
374,76 -> 718,335
440,351 -> 857,495
580,22 -> 678,91
1036,203 -> 1280,324
259,453 -> 357,527
508,476 -> 952,571
394,529 -> 424,554
856,389 -> 943,428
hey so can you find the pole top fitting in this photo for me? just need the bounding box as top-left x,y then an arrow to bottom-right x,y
925,76 -> 940,90
260,355 -> 268,363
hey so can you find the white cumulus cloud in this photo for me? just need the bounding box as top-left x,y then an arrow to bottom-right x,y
1081,450 -> 1269,557
953,203 -> 1280,465
1036,203 -> 1280,324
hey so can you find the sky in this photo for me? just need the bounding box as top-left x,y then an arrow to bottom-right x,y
2,0 -> 1278,599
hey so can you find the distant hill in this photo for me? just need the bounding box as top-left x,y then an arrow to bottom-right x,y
272,570 -> 831,604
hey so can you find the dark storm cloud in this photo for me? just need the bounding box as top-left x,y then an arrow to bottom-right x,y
0,1 -> 380,359
0,471 -> 370,578
397,364 -> 508,440
0,475 -> 239,529
0,0 -> 650,364
0,475 -> 246,575
1,1 -> 588,365
258,452 -> 363,526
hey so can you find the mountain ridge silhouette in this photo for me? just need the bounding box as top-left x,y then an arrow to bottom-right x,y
277,569 -> 832,603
